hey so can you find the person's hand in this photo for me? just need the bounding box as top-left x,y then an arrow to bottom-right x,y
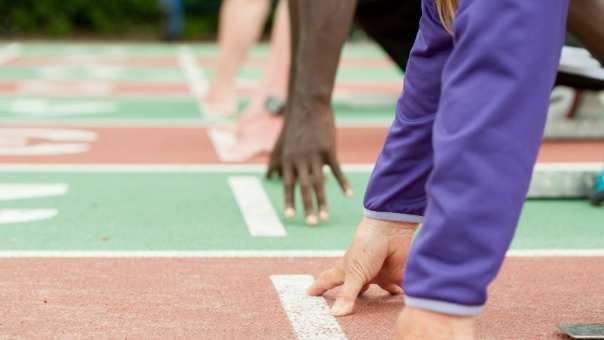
307,217 -> 417,315
266,106 -> 352,225
394,307 -> 476,340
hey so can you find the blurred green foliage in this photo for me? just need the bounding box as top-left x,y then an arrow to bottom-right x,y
0,0 -> 223,39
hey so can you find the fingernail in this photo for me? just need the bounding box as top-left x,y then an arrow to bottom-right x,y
306,214 -> 318,225
319,209 -> 328,221
330,301 -> 350,316
345,188 -> 353,197
285,208 -> 295,219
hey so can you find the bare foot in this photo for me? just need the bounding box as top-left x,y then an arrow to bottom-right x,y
394,307 -> 476,340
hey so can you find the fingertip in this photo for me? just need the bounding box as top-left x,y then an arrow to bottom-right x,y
319,209 -> 328,221
384,284 -> 403,295
345,187 -> 353,197
306,283 -> 323,296
284,207 -> 295,219
330,300 -> 354,317
306,214 -> 318,226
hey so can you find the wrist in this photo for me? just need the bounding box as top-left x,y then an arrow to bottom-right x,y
363,216 -> 418,233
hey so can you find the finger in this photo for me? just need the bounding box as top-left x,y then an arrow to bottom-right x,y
358,284 -> 370,296
296,161 -> 317,225
327,154 -> 353,197
379,282 -> 403,295
266,156 -> 280,179
311,155 -> 328,221
282,162 -> 296,219
307,268 -> 344,296
330,275 -> 365,316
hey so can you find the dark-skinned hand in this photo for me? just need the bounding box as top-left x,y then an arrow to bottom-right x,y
267,105 -> 352,225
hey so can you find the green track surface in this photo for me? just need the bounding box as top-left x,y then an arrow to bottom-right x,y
0,96 -> 395,123
0,67 -> 184,82
13,42 -> 392,59
0,171 -> 601,251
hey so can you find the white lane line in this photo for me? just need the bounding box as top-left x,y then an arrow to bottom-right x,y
0,183 -> 68,201
208,128 -> 237,162
0,163 -> 599,173
271,275 -> 347,340
228,176 -> 286,237
0,209 -> 57,224
178,45 -> 207,116
0,43 -> 21,65
0,249 -> 602,258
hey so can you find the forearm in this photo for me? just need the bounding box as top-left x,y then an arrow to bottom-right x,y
286,0 -> 357,119
404,0 -> 568,316
363,1 -> 453,222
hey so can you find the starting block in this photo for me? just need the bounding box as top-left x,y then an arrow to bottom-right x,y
560,323 -> 604,339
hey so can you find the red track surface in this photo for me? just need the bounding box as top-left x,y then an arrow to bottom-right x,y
1,257 -> 601,339
1,125 -> 603,164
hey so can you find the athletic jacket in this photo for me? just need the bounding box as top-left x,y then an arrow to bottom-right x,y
363,0 -> 568,316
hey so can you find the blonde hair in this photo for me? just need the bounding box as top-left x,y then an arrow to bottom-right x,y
435,0 -> 457,33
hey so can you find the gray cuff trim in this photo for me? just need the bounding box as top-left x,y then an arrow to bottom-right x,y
404,295 -> 484,316
363,209 -> 424,223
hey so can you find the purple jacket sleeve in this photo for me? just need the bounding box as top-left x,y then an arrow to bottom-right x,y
363,0 -> 453,223
363,0 -> 568,316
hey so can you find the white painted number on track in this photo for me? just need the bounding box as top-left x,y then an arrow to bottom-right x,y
0,183 -> 69,224
0,183 -> 68,201
271,275 -> 347,340
0,128 -> 97,156
228,176 -> 286,237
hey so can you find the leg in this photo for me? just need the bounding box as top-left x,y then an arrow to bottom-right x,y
567,0 -> 604,67
354,0 -> 421,71
206,0 -> 270,116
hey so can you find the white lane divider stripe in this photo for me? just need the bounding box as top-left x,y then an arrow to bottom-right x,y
228,176 -> 286,237
0,183 -> 68,201
271,275 -> 347,340
178,45 -> 207,116
0,43 -> 21,65
0,209 -> 58,224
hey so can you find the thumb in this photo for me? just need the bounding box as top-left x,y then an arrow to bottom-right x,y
330,273 -> 365,316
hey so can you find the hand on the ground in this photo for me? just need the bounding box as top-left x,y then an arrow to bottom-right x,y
267,107 -> 351,225
307,217 -> 417,315
394,307 -> 476,340
229,110 -> 283,160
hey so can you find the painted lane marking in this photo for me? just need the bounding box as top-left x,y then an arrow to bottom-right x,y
0,209 -> 58,224
178,45 -> 207,116
2,98 -> 117,116
37,64 -> 125,80
0,249 -> 602,258
0,183 -> 68,201
0,183 -> 68,224
0,163 -> 599,173
208,128 -> 237,162
271,275 -> 347,340
18,80 -> 112,96
0,43 -> 21,65
228,176 -> 286,237
0,128 -> 97,156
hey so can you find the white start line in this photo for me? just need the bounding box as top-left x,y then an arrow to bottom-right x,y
271,275 -> 348,340
228,176 -> 286,237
